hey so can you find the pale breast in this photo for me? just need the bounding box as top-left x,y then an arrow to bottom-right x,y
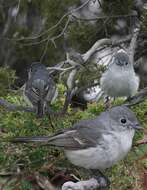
100,69 -> 139,97
65,130 -> 134,170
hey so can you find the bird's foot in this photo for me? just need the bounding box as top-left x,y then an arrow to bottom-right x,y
104,96 -> 112,110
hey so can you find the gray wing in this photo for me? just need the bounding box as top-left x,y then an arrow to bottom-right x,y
47,119 -> 105,150
12,114 -> 110,150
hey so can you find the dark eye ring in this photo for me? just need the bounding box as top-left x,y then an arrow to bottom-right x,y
121,118 -> 127,124
125,62 -> 128,65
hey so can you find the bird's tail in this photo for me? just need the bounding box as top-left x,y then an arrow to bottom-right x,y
11,136 -> 50,143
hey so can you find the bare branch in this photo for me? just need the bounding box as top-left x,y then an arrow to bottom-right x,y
123,87 -> 147,107
0,98 -> 35,112
71,12 -> 137,22
0,0 -> 91,43
129,26 -> 140,65
67,68 -> 78,90
35,173 -> 56,190
22,16 -> 71,47
40,38 -> 50,63
47,65 -> 75,72
82,38 -> 112,62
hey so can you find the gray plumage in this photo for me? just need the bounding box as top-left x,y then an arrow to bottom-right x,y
24,62 -> 57,117
12,106 -> 141,170
100,49 -> 139,98
66,48 -> 84,66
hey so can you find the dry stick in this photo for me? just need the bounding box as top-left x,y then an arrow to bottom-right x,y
0,98 -> 34,112
35,173 -> 56,190
22,16 -> 71,47
40,38 -> 50,63
124,87 -> 147,107
71,12 -> 137,21
82,38 -> 112,62
129,26 -> 140,65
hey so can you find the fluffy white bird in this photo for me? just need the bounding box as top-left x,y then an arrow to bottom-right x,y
100,49 -> 139,98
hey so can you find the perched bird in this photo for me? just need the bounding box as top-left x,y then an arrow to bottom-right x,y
11,106 -> 141,187
100,49 -> 139,98
24,62 -> 57,117
66,47 -> 85,67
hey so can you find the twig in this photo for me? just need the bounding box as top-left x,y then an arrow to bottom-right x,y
22,16 -> 71,47
82,38 -> 112,62
67,69 -> 77,90
71,12 -> 137,21
14,0 -> 21,21
129,26 -> 140,65
0,98 -> 35,112
0,0 -> 91,43
40,38 -> 50,63
35,173 -> 56,190
123,87 -> 147,107
47,65 -> 75,72
0,176 -> 13,190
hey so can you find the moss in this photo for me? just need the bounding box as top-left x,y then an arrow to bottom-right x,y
0,92 -> 146,189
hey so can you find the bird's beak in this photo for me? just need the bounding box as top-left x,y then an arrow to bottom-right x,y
133,123 -> 142,130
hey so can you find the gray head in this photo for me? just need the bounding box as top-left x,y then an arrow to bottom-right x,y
28,62 -> 46,78
27,62 -> 53,99
112,50 -> 131,68
102,106 -> 141,132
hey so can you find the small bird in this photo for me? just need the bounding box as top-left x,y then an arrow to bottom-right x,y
11,106 -> 141,187
24,62 -> 57,117
66,48 -> 85,67
100,49 -> 139,98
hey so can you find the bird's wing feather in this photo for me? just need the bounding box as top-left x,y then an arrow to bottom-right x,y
46,119 -> 104,150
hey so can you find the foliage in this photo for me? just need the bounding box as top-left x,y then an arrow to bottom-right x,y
0,68 -> 16,96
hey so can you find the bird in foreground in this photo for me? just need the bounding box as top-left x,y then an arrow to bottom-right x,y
11,106 -> 141,188
24,62 -> 57,117
100,49 -> 139,98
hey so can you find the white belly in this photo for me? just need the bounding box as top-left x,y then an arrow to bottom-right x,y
65,130 -> 134,170
100,70 -> 139,97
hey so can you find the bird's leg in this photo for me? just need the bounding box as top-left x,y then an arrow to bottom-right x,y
48,114 -> 55,130
104,96 -> 112,110
90,169 -> 111,188
126,96 -> 132,102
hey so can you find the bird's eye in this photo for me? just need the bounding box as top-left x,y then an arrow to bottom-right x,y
120,118 -> 127,124
125,62 -> 128,65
